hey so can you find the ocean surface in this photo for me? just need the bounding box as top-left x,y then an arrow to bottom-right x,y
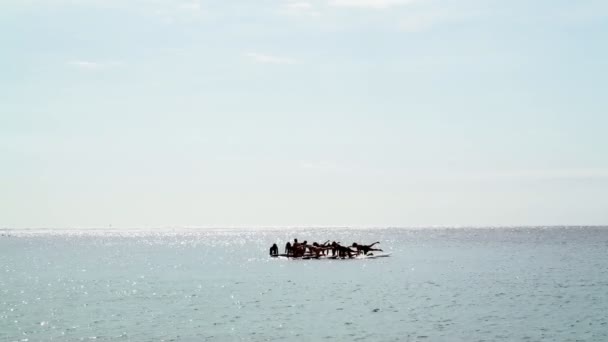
1,227 -> 607,341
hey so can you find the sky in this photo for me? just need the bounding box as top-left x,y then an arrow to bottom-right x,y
1,0 -> 607,228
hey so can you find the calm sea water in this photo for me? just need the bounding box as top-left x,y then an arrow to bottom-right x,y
1,227 -> 607,341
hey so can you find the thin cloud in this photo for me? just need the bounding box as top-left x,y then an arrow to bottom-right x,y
427,168 -> 608,182
328,0 -> 416,9
245,52 -> 297,65
280,1 -> 320,16
177,1 -> 201,11
151,1 -> 205,24
398,10 -> 447,32
67,60 -> 123,70
286,1 -> 313,10
68,60 -> 102,69
299,161 -> 338,170
501,168 -> 608,181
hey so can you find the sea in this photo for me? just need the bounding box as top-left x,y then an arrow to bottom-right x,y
1,227 -> 607,341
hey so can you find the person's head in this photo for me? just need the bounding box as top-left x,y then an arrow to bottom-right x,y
303,240 -> 307,245
294,238 -> 298,243
272,243 -> 277,247
313,242 -> 318,247
352,243 -> 358,247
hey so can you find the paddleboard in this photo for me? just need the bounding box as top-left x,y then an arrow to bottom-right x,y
358,253 -> 392,259
271,253 -> 391,260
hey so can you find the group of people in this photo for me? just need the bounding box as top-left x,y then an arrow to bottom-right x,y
269,239 -> 382,258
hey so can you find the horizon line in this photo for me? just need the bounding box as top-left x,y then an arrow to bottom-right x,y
2,225 -> 608,231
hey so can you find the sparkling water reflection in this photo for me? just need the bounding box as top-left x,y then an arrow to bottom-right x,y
1,227 -> 607,341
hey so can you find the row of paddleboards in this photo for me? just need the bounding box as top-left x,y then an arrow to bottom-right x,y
271,253 -> 391,260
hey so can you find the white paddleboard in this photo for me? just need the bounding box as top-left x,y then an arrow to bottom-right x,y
271,253 -> 391,260
356,253 -> 392,259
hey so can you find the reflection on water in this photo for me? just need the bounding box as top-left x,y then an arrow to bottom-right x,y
1,227 -> 607,341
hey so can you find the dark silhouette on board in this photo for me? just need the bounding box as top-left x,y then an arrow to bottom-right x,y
284,242 -> 292,255
269,243 -> 279,256
332,241 -> 357,258
352,241 -> 383,255
270,239 -> 385,259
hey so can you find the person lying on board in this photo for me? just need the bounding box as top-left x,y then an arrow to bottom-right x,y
332,242 -> 357,258
352,242 -> 382,255
269,243 -> 279,256
311,241 -> 331,255
306,243 -> 332,257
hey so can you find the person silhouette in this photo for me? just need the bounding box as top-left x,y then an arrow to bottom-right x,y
284,242 -> 292,255
352,242 -> 382,255
269,243 -> 279,256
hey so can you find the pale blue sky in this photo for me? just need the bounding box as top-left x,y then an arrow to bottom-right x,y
1,0 -> 607,228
